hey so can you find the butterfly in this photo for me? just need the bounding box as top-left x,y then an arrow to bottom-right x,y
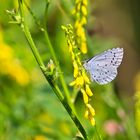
83,48 -> 124,85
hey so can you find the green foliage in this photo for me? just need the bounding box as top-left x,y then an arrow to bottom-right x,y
0,0 -> 139,140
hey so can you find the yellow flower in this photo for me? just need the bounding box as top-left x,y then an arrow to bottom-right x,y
81,88 -> 88,104
84,107 -> 96,126
86,84 -> 93,96
60,122 -> 71,135
34,135 -> 47,140
76,25 -> 84,37
38,113 -> 54,124
86,103 -> 95,116
81,42 -> 87,54
69,75 -> 85,87
76,0 -> 81,4
74,67 -> 79,78
73,0 -> 88,54
73,61 -> 79,78
76,76 -> 84,86
0,44 -> 13,60
0,31 -> 30,86
13,64 -> 30,86
69,80 -> 76,86
89,117 -> 96,126
69,76 -> 84,87
81,17 -> 87,25
83,0 -> 88,6
74,21 -> 80,29
84,110 -> 89,119
77,56 -> 82,66
82,71 -> 90,84
81,5 -> 87,16
62,25 -> 95,126
77,3 -> 81,11
80,32 -> 86,41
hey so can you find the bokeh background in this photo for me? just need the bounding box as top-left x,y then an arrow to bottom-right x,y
0,0 -> 140,140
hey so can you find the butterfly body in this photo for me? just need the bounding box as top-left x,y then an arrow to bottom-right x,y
83,48 -> 124,85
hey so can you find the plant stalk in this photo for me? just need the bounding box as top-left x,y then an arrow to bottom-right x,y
18,1 -> 88,139
43,1 -> 71,101
23,0 -> 73,109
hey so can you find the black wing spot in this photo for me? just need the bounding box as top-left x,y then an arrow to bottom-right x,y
105,64 -> 107,66
113,63 -> 119,66
103,77 -> 107,82
98,76 -> 100,78
105,79 -> 108,82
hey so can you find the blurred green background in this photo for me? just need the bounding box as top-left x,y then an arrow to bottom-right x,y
0,0 -> 140,140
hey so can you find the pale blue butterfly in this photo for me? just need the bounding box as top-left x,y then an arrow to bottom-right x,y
83,48 -> 124,85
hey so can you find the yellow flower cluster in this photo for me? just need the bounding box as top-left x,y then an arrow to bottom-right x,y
72,0 -> 88,54
34,135 -> 47,140
0,31 -> 29,86
134,72 -> 140,134
62,25 -> 95,126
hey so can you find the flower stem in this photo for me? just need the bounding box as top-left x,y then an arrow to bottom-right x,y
95,125 -> 103,140
43,30 -> 71,100
43,1 -> 71,103
48,81 -> 89,140
23,0 -> 72,108
18,1 -> 88,139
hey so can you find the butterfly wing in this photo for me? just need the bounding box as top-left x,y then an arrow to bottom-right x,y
84,48 -> 123,85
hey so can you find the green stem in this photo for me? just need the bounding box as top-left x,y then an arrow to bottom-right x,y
23,0 -> 44,31
47,81 -> 89,140
18,1 -> 88,139
18,0 -> 44,67
95,125 -> 103,140
43,2 -> 71,103
43,30 -> 71,99
23,0 -> 72,107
